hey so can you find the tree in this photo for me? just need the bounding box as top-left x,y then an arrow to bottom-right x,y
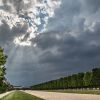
83,72 -> 92,87
67,76 -> 72,88
0,47 -> 7,92
31,68 -> 100,90
0,48 -> 7,66
63,77 -> 68,89
77,73 -> 84,88
71,74 -> 78,88
92,68 -> 100,87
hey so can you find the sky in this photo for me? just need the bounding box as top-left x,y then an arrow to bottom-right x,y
0,0 -> 100,86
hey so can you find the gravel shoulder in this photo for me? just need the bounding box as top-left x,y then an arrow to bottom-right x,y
23,90 -> 100,100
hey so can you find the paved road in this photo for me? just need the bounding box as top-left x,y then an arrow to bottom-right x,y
24,90 -> 100,100
0,91 -> 13,99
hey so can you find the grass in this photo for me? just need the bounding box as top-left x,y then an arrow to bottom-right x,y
46,89 -> 100,95
0,91 -> 44,100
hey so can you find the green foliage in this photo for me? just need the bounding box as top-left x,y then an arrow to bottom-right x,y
0,47 -> 8,93
83,72 -> 92,87
63,77 -> 68,89
0,47 -> 7,66
67,76 -> 72,88
92,68 -> 100,86
0,83 -> 8,93
31,68 -> 100,90
77,73 -> 84,87
71,74 -> 78,88
0,47 -> 7,82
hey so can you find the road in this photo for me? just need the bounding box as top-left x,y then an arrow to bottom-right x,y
24,90 -> 100,100
0,91 -> 13,99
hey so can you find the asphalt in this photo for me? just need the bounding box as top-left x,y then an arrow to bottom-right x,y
23,90 -> 100,100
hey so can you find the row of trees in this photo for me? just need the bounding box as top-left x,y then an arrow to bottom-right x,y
31,68 -> 100,90
0,47 -> 11,93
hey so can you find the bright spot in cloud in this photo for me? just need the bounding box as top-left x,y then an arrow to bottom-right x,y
0,0 -> 62,46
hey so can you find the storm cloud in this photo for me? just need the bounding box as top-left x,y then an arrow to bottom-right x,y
0,0 -> 100,86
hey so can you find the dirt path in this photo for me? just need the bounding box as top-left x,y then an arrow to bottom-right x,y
24,90 -> 100,100
0,91 -> 13,99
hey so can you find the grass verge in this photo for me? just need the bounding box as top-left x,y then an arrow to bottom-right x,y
0,91 -> 44,100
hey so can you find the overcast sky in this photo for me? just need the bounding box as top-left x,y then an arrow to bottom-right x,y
0,0 -> 100,86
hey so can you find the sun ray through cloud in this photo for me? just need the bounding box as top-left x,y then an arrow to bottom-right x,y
0,0 -> 62,46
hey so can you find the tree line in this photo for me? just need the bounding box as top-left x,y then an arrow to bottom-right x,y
0,47 -> 12,93
31,68 -> 100,90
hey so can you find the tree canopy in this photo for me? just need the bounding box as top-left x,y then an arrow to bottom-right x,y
31,68 -> 100,90
0,47 -> 7,81
0,47 -> 8,93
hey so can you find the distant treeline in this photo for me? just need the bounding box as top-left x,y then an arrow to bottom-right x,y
31,68 -> 100,90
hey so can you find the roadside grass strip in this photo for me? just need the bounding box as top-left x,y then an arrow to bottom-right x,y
0,91 -> 44,100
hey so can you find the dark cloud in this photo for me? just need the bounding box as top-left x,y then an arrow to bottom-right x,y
0,20 -> 28,46
10,0 -> 24,13
37,20 -> 100,64
47,0 -> 81,32
0,0 -> 100,86
0,5 -> 11,12
30,0 -> 100,85
84,0 -> 100,13
0,20 -> 11,45
1,0 -> 33,13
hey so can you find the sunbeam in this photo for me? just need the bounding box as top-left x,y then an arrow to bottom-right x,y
0,0 -> 61,46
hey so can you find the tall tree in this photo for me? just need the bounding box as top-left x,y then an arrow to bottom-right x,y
83,72 -> 92,87
0,47 -> 7,87
77,73 -> 84,88
92,68 -> 100,87
71,74 -> 78,88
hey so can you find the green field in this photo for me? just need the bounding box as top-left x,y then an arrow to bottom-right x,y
0,91 -> 43,100
46,89 -> 100,95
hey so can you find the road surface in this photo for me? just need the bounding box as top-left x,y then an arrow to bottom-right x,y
0,91 -> 13,99
24,90 -> 100,100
